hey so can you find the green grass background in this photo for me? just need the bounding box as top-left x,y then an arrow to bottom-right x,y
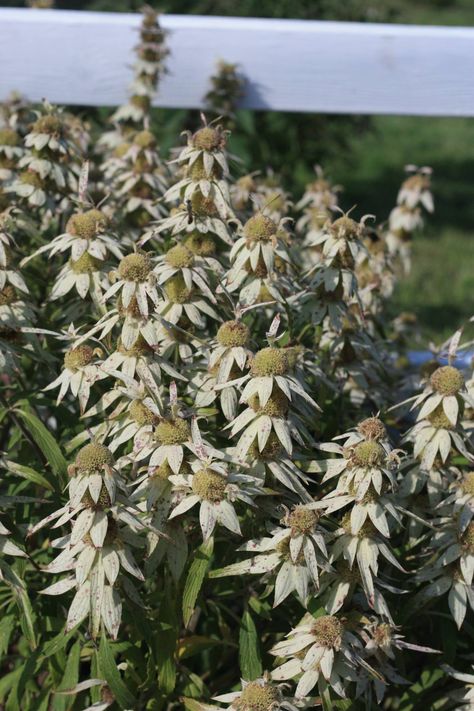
2,0 -> 473,342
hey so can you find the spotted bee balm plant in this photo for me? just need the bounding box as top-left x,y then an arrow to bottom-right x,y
1,8 -> 473,711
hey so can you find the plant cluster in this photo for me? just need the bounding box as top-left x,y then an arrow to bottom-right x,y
1,9 -> 473,711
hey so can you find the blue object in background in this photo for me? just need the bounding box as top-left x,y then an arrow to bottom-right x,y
408,350 -> 474,369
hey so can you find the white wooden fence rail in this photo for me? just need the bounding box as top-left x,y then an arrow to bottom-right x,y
0,8 -> 474,116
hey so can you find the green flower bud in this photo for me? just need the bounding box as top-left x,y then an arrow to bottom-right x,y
311,615 -> 344,648
217,320 -> 249,348
129,399 -> 159,426
155,417 -> 190,445
32,114 -> 62,136
286,505 -> 319,535
192,126 -> 225,152
248,389 -> 288,417
352,441 -> 384,468
251,348 -> 289,377
462,522 -> 474,554
133,129 -> 156,149
118,252 -> 152,282
64,345 -> 94,371
430,366 -> 464,396
70,252 -> 102,274
184,232 -> 216,256
66,209 -> 108,240
248,432 -> 283,461
428,404 -> 453,430
357,417 -> 386,441
0,128 -> 20,147
0,285 -> 16,306
461,472 -> 474,496
243,214 -> 277,243
235,681 -> 280,711
75,443 -> 114,473
192,468 -> 227,502
164,275 -> 192,304
165,244 -> 194,269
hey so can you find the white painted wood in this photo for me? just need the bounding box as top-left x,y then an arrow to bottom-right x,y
0,8 -> 474,116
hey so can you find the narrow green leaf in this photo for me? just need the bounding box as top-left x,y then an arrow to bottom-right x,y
0,667 -> 22,702
157,584 -> 178,694
5,459 -> 55,492
16,584 -> 37,650
98,633 -> 136,710
0,616 -> 15,658
177,635 -> 224,660
52,639 -> 81,711
182,699 -> 219,711
182,537 -> 214,627
239,609 -> 262,681
42,626 -> 79,659
14,407 -> 68,485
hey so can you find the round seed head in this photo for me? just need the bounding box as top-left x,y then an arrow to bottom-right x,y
236,174 -> 256,192
352,441 -> 385,468
428,404 -> 453,430
191,192 -> 218,216
20,171 -> 44,188
217,320 -> 249,348
282,345 -> 303,370
403,173 -> 430,191
276,535 -> 304,564
117,293 -> 144,319
113,142 -> 131,159
118,334 -> 153,357
192,126 -> 225,151
84,516 -> 119,548
430,366 -> 464,396
32,114 -> 62,136
192,468 -> 227,502
164,274 -> 192,304
372,623 -> 393,649
70,252 -> 102,274
155,417 -> 190,445
357,417 -> 386,441
251,348 -> 289,377
331,215 -> 361,239
130,94 -> 151,111
461,472 -> 474,496
462,522 -> 474,554
243,214 -> 277,242
133,155 -> 154,174
82,484 -> 111,509
341,511 -> 377,537
0,285 -> 16,306
64,345 -> 94,371
0,128 -> 20,146
336,561 -> 360,584
235,680 -> 280,711
75,443 -> 114,473
311,615 -> 344,648
165,244 -> 194,269
287,505 -> 319,535
129,399 -> 159,426
118,252 -> 152,282
248,432 -> 283,461
151,461 -> 173,480
133,129 -> 156,149
185,232 -> 216,256
248,390 -> 288,417
189,155 -> 222,180
66,209 -> 108,240
255,284 -> 272,303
